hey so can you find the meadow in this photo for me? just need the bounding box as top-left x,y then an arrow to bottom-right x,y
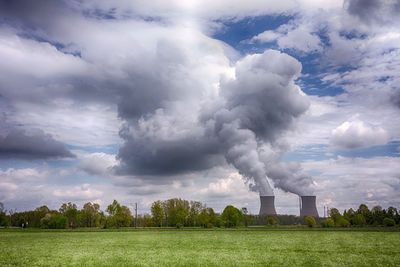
0,229 -> 399,266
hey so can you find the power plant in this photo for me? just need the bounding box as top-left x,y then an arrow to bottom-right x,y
258,195 -> 319,217
259,196 -> 277,216
299,196 -> 319,217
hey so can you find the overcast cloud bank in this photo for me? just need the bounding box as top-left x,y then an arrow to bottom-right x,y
0,0 -> 399,213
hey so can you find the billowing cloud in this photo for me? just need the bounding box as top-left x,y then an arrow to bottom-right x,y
0,128 -> 74,159
331,120 -> 389,149
78,152 -> 117,176
0,0 -> 399,214
117,49 -> 313,196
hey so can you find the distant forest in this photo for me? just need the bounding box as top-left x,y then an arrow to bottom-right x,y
0,199 -> 399,229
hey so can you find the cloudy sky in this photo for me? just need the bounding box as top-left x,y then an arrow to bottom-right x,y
0,0 -> 399,215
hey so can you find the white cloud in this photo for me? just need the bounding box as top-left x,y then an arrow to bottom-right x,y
277,26 -> 323,53
1,0 -> 399,216
302,156 -> 400,210
199,172 -> 254,198
0,168 -> 48,182
250,21 -> 323,53
0,29 -> 89,79
53,183 -> 103,201
251,30 -> 281,43
78,152 -> 118,176
331,120 -> 389,149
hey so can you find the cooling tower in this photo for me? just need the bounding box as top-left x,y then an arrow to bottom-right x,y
259,196 -> 277,216
300,196 -> 319,217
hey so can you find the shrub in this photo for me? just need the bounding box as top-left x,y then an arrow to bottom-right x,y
176,223 -> 183,229
41,214 -> 67,229
383,217 -> 396,227
267,216 -> 278,226
321,218 -> 334,228
336,218 -> 350,227
304,216 -> 316,228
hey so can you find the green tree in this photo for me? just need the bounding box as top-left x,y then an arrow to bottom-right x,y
198,207 -> 217,228
329,208 -> 342,224
162,198 -> 189,227
383,217 -> 396,227
329,208 -> 350,227
221,205 -> 242,228
304,216 -> 316,228
23,205 -> 51,228
40,213 -> 67,229
106,200 -> 132,228
371,206 -> 385,225
0,202 -> 9,227
138,214 -> 153,227
267,216 -> 278,226
344,208 -> 355,223
336,217 -> 350,227
188,201 -> 204,227
59,202 -> 79,228
386,207 -> 398,220
352,214 -> 366,226
151,201 -> 164,227
242,207 -> 250,227
321,218 -> 335,228
357,204 -> 373,225
80,202 -> 101,227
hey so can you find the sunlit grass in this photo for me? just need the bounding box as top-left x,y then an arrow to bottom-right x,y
0,229 -> 399,266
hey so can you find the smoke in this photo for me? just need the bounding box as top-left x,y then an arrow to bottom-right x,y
106,25 -> 315,196
266,162 -> 314,196
215,119 -> 274,196
201,50 -> 313,196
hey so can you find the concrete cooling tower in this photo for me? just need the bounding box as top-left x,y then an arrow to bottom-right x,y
300,196 -> 319,217
259,196 -> 277,216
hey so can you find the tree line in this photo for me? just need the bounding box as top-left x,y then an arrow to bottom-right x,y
316,204 -> 400,228
0,200 -> 399,229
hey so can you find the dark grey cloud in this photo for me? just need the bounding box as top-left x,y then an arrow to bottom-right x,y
218,51 -> 307,141
0,128 -> 74,159
266,162 -> 314,196
345,0 -> 400,25
0,0 -> 76,38
117,131 -> 224,176
206,50 -> 311,196
116,50 -> 313,196
0,0 -> 315,198
391,91 -> 400,109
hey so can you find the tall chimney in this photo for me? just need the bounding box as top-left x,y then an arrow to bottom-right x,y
259,196 -> 277,216
300,196 -> 319,217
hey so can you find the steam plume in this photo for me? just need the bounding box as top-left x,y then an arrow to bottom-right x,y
206,50 -> 312,196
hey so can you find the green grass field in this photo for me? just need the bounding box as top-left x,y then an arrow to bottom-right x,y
1,229 -> 399,266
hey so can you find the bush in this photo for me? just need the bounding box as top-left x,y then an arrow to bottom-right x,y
267,216 -> 278,226
176,223 -> 183,229
383,217 -> 396,227
304,216 -> 316,228
336,218 -> 350,227
41,214 -> 67,229
206,223 -> 213,228
321,218 -> 335,228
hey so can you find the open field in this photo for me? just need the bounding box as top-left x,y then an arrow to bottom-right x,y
1,229 -> 399,266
